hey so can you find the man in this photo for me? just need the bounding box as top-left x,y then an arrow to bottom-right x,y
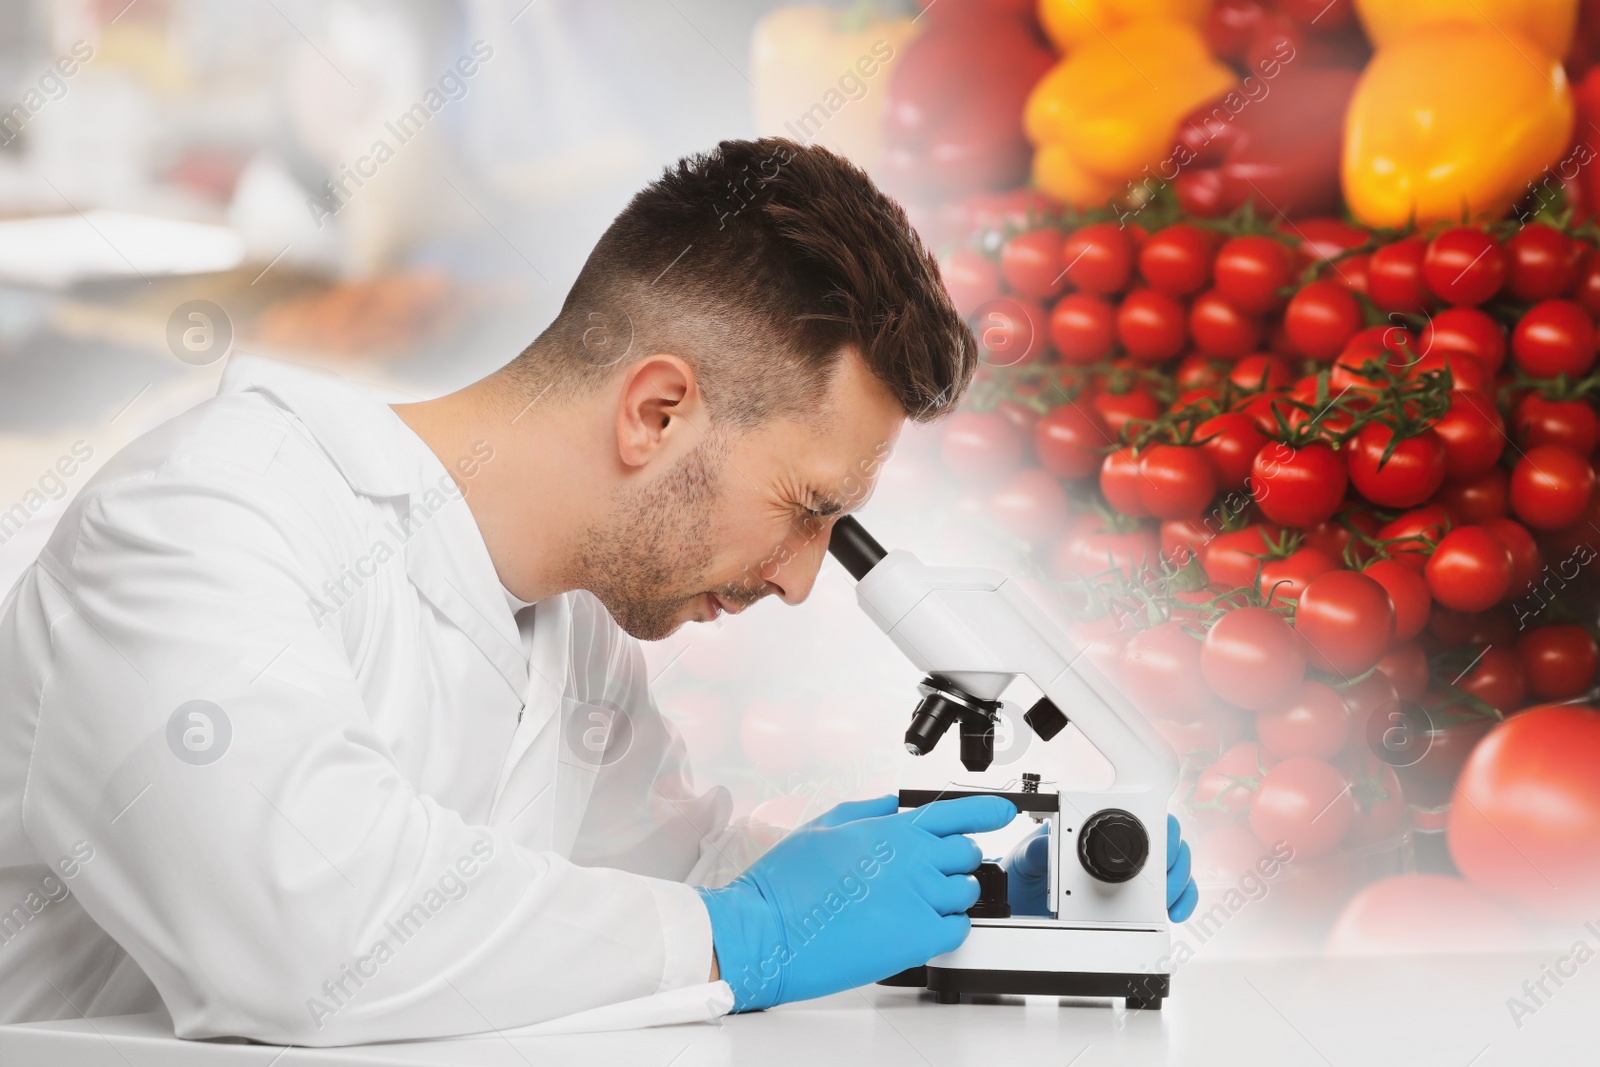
0,138 -> 1194,1045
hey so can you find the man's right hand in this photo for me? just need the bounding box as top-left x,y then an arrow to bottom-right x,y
697,794 -> 1017,1011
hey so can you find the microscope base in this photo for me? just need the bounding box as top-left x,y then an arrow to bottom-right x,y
880,966 -> 1170,1008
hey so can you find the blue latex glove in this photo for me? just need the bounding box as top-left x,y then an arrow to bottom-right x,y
698,794 -> 1017,1011
1002,813 -> 1199,922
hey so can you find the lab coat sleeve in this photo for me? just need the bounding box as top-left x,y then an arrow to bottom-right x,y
17,453 -> 716,1046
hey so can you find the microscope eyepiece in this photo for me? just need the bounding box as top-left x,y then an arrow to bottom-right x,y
828,516 -> 886,581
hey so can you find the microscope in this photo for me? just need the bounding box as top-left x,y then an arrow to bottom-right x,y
827,516 -> 1179,1009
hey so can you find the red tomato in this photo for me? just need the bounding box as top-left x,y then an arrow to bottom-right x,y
988,468 -> 1071,546
1284,279 -> 1363,360
1346,424 -> 1447,509
1258,547 -> 1336,608
1332,251 -> 1371,295
1000,228 -> 1067,299
1257,680 -> 1351,760
1361,558 -> 1431,641
1456,645 -> 1527,713
1367,237 -> 1431,315
1252,441 -> 1348,528
1160,517 -> 1215,568
1376,642 -> 1430,701
1504,223 -> 1581,302
1050,515 -> 1159,580
1425,526 -> 1513,612
1115,288 -> 1188,362
1100,446 -> 1149,517
1434,467 -> 1509,525
1138,223 -> 1215,296
1429,390 -> 1506,481
1292,217 -> 1368,264
1510,445 -> 1596,529
973,296 -> 1048,367
1137,444 -> 1217,520
1481,516 -> 1541,598
1578,246 -> 1600,317
1201,606 -> 1306,712
1376,505 -> 1452,571
1417,306 -> 1507,374
942,249 -> 1001,317
1189,741 -> 1270,829
1118,620 -> 1212,722
1092,388 -> 1162,437
1214,235 -> 1295,314
1332,336 -> 1412,391
1517,625 -> 1600,701
1406,349 -> 1490,393
1048,292 -> 1115,364
1511,300 -> 1598,378
1339,751 -> 1406,848
941,411 -> 1024,483
1062,222 -> 1135,294
1175,352 -> 1227,392
1294,569 -> 1396,676
1225,353 -> 1292,394
1189,290 -> 1263,358
1034,403 -> 1110,479
1449,705 -> 1600,918
1339,669 -> 1401,744
1512,393 -> 1599,455
1300,508 -> 1381,567
1249,756 -> 1354,860
1422,227 -> 1506,306
1201,524 -> 1280,591
1326,875 -> 1528,955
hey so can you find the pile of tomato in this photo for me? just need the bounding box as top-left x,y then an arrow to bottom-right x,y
932,192 -> 1600,925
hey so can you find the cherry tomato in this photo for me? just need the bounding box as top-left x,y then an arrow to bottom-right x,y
1051,514 -> 1159,580
1339,669 -> 1400,743
973,297 -> 1048,367
1160,517 -> 1215,568
1296,569 -> 1396,677
1301,508 -> 1382,567
1034,403 -> 1110,479
1189,290 -> 1262,358
1138,223 -> 1215,296
1249,756 -> 1354,860
1257,680 -> 1351,760
988,468 -> 1071,546
1456,646 -> 1527,713
1578,246 -> 1600,318
1511,300 -> 1598,378
1510,445 -> 1596,529
1377,505 -> 1451,572
1422,227 -> 1506,306
1048,292 -> 1115,364
1137,444 -> 1217,520
1252,441 -> 1348,528
1339,751 -> 1406,849
1260,547 -> 1338,607
1376,641 -> 1430,701
1504,223 -> 1581,302
941,249 -> 1001,317
1332,336 -> 1412,391
1513,393 -> 1599,455
1406,349 -> 1489,393
1347,424 -> 1447,509
1517,625 -> 1599,702
1214,235 -> 1295,314
1228,353 -> 1294,393
1119,620 -> 1212,722
1417,306 -> 1507,374
1362,558 -> 1431,641
1100,446 -> 1149,518
1430,390 -> 1506,481
1434,467 -> 1509,525
1115,288 -> 1188,362
1189,741 -> 1270,829
1202,606 -> 1306,712
1449,705 -> 1600,918
1425,526 -> 1513,612
999,228 -> 1067,299
1284,279 -> 1363,361
1291,217 -> 1368,265
941,411 -> 1024,483
1481,516 -> 1541,598
1175,352 -> 1227,392
1092,387 -> 1162,437
1333,252 -> 1371,295
1062,222 -> 1135,295
1368,237 -> 1431,315
1202,524 -> 1279,591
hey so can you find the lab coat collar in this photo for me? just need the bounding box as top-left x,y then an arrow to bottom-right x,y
217,354 -> 531,700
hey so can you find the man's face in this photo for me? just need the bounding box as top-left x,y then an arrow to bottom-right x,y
580,352 -> 906,640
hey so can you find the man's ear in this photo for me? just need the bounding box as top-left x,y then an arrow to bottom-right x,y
616,354 -> 703,468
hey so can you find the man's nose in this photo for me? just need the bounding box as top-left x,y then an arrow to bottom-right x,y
765,518 -> 833,605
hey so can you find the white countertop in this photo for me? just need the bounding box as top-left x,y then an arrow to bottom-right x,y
0,952 -> 1589,1066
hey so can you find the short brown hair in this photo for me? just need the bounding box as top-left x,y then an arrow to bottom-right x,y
506,138 -> 975,428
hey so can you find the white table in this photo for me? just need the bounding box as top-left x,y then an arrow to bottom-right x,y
0,953 -> 1588,1066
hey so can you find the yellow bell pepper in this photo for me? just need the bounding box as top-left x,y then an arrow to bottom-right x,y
1038,0 -> 1214,55
1343,22 -> 1574,228
749,5 -> 919,172
1355,0 -> 1578,63
1025,20 -> 1235,207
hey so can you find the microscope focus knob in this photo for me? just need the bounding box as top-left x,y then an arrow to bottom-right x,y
1077,809 -> 1149,884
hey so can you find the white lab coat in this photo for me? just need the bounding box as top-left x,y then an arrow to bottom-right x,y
0,355 -> 758,1045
